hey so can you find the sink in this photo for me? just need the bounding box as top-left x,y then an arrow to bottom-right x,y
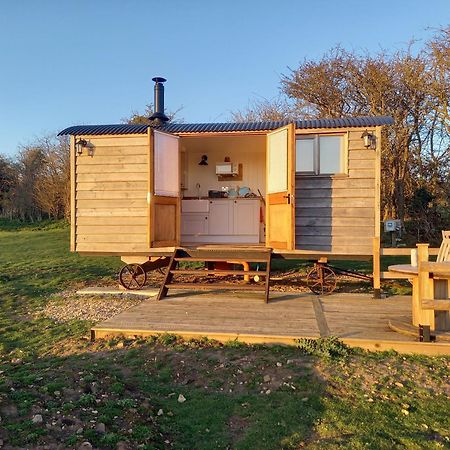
182,199 -> 210,213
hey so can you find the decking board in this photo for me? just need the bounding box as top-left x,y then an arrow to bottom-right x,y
91,290 -> 450,354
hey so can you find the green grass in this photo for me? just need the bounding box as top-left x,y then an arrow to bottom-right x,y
0,222 -> 449,449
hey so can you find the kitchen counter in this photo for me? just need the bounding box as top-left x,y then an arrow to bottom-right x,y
183,196 -> 261,200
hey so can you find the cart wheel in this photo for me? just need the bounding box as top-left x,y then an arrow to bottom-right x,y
119,264 -> 147,290
306,264 -> 337,295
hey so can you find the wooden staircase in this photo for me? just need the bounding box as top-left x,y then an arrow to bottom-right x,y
157,247 -> 273,302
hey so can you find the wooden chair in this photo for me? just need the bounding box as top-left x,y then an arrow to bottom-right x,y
437,230 -> 450,263
418,231 -> 450,331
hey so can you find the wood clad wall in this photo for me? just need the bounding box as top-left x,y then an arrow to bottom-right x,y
295,129 -> 377,255
75,135 -> 151,254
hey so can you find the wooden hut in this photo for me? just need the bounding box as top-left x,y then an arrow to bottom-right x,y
59,78 -> 393,297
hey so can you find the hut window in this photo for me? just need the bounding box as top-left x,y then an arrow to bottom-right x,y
296,134 -> 345,175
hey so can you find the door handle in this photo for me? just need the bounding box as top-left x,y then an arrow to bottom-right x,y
283,193 -> 291,204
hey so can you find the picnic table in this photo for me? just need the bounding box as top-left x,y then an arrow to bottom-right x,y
389,240 -> 450,332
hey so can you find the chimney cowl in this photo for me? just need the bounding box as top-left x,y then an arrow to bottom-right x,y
149,77 -> 169,124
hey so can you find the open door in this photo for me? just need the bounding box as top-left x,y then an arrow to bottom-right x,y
149,129 -> 180,247
266,124 -> 295,249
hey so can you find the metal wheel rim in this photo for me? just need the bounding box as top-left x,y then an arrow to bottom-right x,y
306,265 -> 337,295
119,264 -> 147,290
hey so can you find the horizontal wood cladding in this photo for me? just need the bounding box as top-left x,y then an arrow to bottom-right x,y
296,226 -> 375,237
77,216 -> 148,225
76,190 -> 147,200
296,188 -> 375,198
77,234 -> 147,244
77,164 -> 148,174
77,154 -> 148,164
77,181 -> 148,191
77,172 -> 148,182
296,235 -> 372,246
296,177 -> 374,189
296,217 -> 374,227
296,207 -> 374,218
77,225 -> 147,234
295,131 -> 376,254
79,136 -> 147,147
76,208 -> 147,217
77,199 -> 147,209
296,244 -> 372,255
298,197 -> 374,208
75,136 -> 149,254
76,243 -> 151,253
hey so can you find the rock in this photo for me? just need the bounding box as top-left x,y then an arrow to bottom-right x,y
116,342 -> 124,349
287,359 -> 293,364
1,404 -> 18,417
62,417 -> 76,426
263,375 -> 271,383
401,409 -> 409,415
78,442 -> 93,450
157,409 -> 164,416
116,441 -> 129,450
177,394 -> 186,403
96,422 -> 106,434
301,397 -> 308,402
32,414 -> 43,424
276,362 -> 282,367
395,382 -> 404,388
265,390 -> 271,395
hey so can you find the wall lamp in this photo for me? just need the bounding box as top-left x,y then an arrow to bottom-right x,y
361,130 -> 376,149
75,138 -> 94,157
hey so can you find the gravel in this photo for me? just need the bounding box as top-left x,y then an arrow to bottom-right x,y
36,294 -> 145,323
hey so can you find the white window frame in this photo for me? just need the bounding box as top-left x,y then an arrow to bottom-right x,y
296,132 -> 348,176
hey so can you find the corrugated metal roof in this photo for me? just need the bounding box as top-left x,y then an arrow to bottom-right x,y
58,116 -> 393,136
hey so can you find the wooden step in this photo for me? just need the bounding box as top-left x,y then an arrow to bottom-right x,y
171,269 -> 266,276
421,299 -> 450,311
168,283 -> 266,291
174,257 -> 269,263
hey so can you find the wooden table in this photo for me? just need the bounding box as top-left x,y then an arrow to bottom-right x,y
389,262 -> 450,331
388,264 -> 426,327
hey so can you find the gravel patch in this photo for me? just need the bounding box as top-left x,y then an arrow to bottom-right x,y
36,294 -> 145,323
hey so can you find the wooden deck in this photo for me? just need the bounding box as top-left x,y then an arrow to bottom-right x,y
92,291 -> 450,355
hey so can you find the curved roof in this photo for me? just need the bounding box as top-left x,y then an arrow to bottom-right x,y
58,116 -> 394,136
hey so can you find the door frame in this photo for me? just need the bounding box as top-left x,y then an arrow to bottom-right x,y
265,123 -> 295,250
148,128 -> 181,248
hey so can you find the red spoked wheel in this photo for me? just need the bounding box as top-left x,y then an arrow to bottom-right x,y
306,264 -> 337,295
119,264 -> 147,290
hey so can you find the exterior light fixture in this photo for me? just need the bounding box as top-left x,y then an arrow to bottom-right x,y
198,154 -> 208,165
361,130 -> 376,149
75,138 -> 88,156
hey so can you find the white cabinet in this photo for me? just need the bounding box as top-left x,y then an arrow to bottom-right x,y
181,213 -> 208,236
181,199 -> 260,244
233,199 -> 260,235
208,200 -> 233,235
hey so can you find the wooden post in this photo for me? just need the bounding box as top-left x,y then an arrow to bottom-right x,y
372,237 -> 381,299
416,244 -> 435,329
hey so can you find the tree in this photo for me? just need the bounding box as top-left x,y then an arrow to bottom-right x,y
0,155 -> 17,218
231,29 -> 450,238
122,104 -> 184,124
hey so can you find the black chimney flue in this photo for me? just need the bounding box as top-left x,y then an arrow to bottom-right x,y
149,77 -> 169,124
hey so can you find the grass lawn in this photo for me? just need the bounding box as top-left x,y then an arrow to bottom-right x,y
0,223 -> 449,449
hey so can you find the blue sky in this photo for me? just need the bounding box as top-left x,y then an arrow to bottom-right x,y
0,0 -> 449,156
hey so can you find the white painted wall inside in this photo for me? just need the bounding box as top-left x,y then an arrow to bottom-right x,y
181,135 -> 266,198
